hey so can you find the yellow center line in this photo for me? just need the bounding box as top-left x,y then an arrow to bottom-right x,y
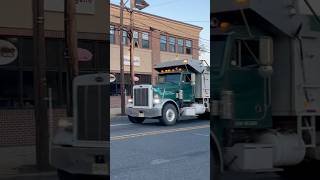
111,125 -> 210,141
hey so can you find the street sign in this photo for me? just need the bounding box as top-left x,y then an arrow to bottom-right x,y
0,40 -> 18,65
45,0 -> 96,14
77,48 -> 93,61
134,76 -> 140,82
110,74 -> 116,83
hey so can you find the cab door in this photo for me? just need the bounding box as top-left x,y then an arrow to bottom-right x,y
180,73 -> 193,102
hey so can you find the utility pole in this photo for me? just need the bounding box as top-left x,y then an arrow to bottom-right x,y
129,0 -> 135,91
64,0 -> 79,116
32,0 -> 50,170
120,0 -> 125,115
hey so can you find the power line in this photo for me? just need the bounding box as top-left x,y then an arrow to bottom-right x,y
147,0 -> 182,8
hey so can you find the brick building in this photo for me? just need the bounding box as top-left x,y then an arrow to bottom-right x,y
109,4 -> 202,99
0,0 -> 107,146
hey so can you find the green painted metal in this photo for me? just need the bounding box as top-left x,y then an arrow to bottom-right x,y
211,33 -> 273,144
153,72 -> 194,104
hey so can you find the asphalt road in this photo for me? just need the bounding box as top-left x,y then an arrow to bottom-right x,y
111,116 -> 210,180
110,116 -> 295,180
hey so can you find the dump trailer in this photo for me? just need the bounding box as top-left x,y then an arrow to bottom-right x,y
50,73 -> 109,179
211,0 -> 320,178
126,59 -> 210,125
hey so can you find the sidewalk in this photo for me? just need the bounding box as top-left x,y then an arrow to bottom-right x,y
0,146 -> 56,178
110,96 -> 128,119
110,107 -> 126,119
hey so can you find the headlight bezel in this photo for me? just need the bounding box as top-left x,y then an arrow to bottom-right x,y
153,94 -> 161,104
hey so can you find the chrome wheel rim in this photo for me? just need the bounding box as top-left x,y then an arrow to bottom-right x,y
166,109 -> 175,122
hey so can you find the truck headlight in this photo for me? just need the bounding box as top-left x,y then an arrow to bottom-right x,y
128,98 -> 133,103
153,94 -> 161,104
58,117 -> 73,131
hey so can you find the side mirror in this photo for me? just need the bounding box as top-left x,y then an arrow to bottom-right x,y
191,73 -> 196,85
259,37 -> 273,66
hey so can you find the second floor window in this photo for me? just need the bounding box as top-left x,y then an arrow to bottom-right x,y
133,31 -> 139,48
142,32 -> 149,48
177,38 -> 184,54
169,36 -> 176,53
110,25 -> 115,44
160,35 -> 167,51
186,40 -> 192,54
122,30 -> 128,46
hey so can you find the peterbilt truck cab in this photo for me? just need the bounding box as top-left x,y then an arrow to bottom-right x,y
210,0 -> 320,178
126,59 -> 210,125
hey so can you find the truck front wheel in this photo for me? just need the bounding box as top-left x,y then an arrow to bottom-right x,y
160,104 -> 178,126
128,116 -> 145,123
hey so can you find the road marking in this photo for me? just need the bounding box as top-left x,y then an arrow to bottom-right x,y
151,159 -> 171,165
111,123 -> 132,127
111,125 -> 210,141
192,133 -> 209,137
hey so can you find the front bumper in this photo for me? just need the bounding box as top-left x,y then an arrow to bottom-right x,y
51,145 -> 109,176
126,106 -> 162,118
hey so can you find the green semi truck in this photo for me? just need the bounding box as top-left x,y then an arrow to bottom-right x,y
211,0 -> 320,178
126,59 -> 210,125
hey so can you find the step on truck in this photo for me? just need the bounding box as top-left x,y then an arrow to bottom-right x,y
50,73 -> 109,180
211,0 -> 320,179
126,59 -> 210,125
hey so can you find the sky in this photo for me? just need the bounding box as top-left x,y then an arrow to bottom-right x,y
110,0 -> 210,63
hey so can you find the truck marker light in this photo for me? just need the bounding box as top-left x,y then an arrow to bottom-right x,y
220,22 -> 231,31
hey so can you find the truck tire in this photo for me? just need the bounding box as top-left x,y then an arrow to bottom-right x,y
198,112 -> 210,120
160,103 -> 178,126
128,116 -> 145,123
58,170 -> 107,180
211,133 -> 222,180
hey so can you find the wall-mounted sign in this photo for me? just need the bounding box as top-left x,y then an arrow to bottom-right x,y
45,0 -> 96,14
133,76 -> 140,82
78,48 -> 93,61
0,40 -> 18,65
110,74 -> 116,83
124,56 -> 141,67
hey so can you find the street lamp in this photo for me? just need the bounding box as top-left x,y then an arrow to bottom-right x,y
119,0 -> 149,115
128,0 -> 149,93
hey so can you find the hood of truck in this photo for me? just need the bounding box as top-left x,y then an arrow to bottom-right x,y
153,83 -> 179,99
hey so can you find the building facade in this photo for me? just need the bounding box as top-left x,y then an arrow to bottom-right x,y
0,0 -> 107,146
110,4 -> 202,96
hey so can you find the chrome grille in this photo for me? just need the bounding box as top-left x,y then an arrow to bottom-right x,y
133,88 -> 149,107
77,85 -> 108,141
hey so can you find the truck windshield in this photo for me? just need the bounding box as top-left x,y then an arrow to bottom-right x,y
212,35 -> 227,69
158,73 -> 181,84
